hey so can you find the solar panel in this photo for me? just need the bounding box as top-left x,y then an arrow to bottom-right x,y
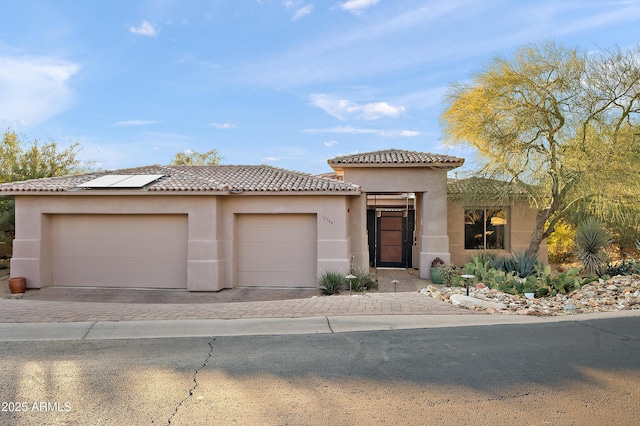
109,174 -> 164,187
77,174 -> 164,188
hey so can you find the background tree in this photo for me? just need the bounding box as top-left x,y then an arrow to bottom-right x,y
0,129 -> 86,244
441,41 -> 640,258
170,149 -> 222,166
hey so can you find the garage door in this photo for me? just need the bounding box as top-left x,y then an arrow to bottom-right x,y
51,214 -> 188,288
237,214 -> 317,287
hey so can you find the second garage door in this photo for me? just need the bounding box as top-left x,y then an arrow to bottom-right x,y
237,214 -> 317,288
51,214 -> 188,288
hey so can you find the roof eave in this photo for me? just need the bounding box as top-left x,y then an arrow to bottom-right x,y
328,161 -> 464,170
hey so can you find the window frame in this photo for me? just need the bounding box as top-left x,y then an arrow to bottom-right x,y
463,207 -> 509,251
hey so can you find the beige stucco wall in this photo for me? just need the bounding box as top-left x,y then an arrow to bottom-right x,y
340,166 -> 451,279
217,194 -> 366,288
447,198 -> 549,266
11,192 -> 366,291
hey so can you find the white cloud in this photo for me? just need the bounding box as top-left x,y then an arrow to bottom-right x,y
209,122 -> 236,129
0,56 -> 78,127
262,156 -> 278,162
292,5 -> 314,20
303,126 -> 419,137
303,126 -> 377,134
310,94 -> 405,121
283,0 -> 300,8
324,140 -> 339,147
340,0 -> 380,15
129,21 -> 159,37
114,120 -> 159,126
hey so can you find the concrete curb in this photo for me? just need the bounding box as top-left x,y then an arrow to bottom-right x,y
1,310 -> 639,341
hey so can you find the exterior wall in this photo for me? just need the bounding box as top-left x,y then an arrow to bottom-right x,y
447,198 -> 549,266
219,194 -> 363,288
342,167 -> 450,279
11,192 -> 364,291
348,194 -> 368,272
11,195 -> 223,291
342,167 -> 441,193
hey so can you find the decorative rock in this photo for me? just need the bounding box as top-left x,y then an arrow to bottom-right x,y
420,273 -> 640,316
450,294 -> 507,311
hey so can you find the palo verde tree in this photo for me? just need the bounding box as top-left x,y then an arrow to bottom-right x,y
170,148 -> 222,166
441,40 -> 640,258
0,129 -> 86,243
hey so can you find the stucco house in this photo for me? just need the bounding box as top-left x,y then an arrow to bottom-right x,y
0,149 -> 546,291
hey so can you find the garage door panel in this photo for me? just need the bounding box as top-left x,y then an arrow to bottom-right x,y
237,241 -> 316,258
237,227 -> 315,242
238,254 -> 316,272
237,214 -> 317,288
54,258 -> 185,287
238,271 -> 316,287
54,243 -> 181,259
51,214 -> 187,288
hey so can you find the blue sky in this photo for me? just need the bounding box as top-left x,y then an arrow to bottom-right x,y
1,0 -> 640,174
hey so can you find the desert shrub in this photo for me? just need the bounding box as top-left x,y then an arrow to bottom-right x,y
462,255 -> 492,282
494,251 -> 541,278
602,260 -> 636,277
318,270 -> 344,295
547,221 -> 576,264
440,265 -> 459,287
348,267 -> 376,292
575,218 -> 612,275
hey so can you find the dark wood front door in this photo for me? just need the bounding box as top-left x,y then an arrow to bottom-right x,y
369,210 -> 414,268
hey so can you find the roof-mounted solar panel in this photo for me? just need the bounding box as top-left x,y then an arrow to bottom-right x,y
77,174 -> 164,188
109,174 -> 164,187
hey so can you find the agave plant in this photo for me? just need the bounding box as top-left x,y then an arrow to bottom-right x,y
317,270 -> 344,295
575,218 -> 612,275
502,251 -> 540,278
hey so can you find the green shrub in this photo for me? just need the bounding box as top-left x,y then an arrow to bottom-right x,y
440,265 -> 459,287
575,218 -> 612,275
602,260 -> 636,277
459,255 -> 589,297
348,267 -> 376,292
318,270 -> 344,295
462,255 -> 492,281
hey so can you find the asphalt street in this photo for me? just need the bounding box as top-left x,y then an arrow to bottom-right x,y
1,316 -> 639,425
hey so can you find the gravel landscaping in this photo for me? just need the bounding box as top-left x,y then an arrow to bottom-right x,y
422,274 -> 640,316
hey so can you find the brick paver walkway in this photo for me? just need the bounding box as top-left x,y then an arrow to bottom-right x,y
0,293 -> 478,323
0,269 -> 481,323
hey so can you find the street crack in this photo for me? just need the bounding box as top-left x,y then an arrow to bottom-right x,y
325,316 -> 334,333
575,320 -> 640,343
167,337 -> 216,425
81,321 -> 97,340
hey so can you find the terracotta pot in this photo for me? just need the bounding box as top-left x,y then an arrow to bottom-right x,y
8,277 -> 27,294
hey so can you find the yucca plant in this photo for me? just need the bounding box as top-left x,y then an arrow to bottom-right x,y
575,218 -> 612,275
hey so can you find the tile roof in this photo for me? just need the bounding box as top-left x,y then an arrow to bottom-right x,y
447,177 -> 528,195
0,165 -> 361,194
328,149 -> 464,167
